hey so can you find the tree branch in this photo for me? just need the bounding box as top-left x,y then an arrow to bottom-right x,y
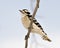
25,0 -> 40,48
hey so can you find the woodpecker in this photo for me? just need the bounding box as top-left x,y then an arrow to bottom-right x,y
19,9 -> 51,42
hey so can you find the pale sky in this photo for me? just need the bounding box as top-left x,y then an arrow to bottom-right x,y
0,0 -> 60,48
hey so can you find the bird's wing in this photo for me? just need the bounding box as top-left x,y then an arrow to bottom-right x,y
26,15 -> 51,42
27,14 -> 47,35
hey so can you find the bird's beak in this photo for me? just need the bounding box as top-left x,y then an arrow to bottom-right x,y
19,10 -> 23,13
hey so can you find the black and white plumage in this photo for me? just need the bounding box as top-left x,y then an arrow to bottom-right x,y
19,9 -> 51,42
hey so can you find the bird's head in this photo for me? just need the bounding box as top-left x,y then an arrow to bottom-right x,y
19,9 -> 30,17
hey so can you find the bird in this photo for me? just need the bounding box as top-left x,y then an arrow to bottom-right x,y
19,9 -> 51,42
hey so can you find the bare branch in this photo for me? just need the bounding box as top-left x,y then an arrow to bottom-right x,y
25,0 -> 40,48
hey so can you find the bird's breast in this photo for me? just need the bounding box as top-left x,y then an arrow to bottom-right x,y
21,16 -> 30,29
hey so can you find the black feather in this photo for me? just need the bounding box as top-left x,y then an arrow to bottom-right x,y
25,12 -> 30,14
27,14 -> 47,35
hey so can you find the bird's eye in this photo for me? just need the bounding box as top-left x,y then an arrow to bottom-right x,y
25,10 -> 28,12
23,9 -> 27,11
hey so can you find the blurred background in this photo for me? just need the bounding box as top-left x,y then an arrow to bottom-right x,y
0,0 -> 60,48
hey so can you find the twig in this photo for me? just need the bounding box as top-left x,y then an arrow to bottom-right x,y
25,0 -> 40,48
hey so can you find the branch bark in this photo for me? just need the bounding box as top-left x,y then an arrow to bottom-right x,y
25,0 -> 40,48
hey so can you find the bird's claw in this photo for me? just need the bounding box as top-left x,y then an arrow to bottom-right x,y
25,34 -> 29,40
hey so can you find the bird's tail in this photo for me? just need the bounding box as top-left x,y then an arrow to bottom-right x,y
31,28 -> 51,42
42,35 -> 51,42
